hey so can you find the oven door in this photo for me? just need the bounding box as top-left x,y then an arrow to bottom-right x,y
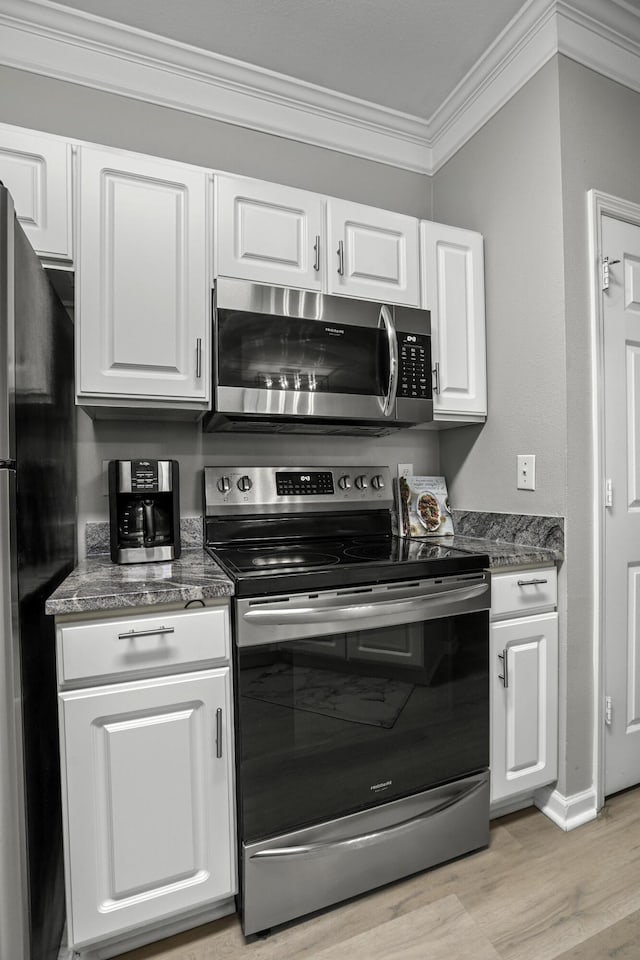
234,574 -> 490,845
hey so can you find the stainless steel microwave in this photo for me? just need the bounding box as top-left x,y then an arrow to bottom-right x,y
203,278 -> 433,435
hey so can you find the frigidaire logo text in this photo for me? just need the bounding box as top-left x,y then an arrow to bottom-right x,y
325,327 -> 345,335
370,780 -> 392,791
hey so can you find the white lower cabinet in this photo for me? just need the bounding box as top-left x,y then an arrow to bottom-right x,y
490,567 -> 559,807
56,606 -> 236,954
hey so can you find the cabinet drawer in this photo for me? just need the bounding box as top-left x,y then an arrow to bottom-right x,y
57,606 -> 229,683
490,567 -> 557,620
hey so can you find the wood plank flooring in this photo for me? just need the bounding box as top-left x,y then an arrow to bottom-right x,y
105,789 -> 640,960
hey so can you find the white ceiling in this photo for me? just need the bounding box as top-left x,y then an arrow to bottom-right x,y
45,0 -> 530,119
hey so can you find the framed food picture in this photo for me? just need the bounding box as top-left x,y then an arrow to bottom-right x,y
396,475 -> 454,538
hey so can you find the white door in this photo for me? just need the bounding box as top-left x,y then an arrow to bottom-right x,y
76,146 -> 210,404
603,215 -> 640,795
216,175 -> 323,290
59,669 -> 235,949
420,221 -> 486,421
327,198 -> 419,305
490,613 -> 558,804
0,124 -> 72,262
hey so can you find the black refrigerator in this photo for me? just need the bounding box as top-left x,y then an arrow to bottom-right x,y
0,184 -> 76,960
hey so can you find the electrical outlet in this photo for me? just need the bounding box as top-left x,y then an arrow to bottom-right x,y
398,463 -> 413,478
517,455 -> 536,491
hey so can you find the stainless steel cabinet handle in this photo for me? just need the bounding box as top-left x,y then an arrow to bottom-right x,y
432,362 -> 440,394
313,235 -> 320,272
196,338 -> 202,378
250,776 -> 486,861
517,578 -> 548,586
337,240 -> 345,276
215,707 -> 223,759
498,648 -> 509,688
117,626 -> 175,640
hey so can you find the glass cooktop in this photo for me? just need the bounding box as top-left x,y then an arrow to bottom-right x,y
207,535 -> 489,597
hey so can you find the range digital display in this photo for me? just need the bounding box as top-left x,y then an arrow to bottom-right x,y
275,472 -> 334,496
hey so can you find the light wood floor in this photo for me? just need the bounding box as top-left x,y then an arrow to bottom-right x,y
116,788 -> 640,960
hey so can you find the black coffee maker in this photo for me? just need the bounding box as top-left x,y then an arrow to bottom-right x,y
108,459 -> 181,563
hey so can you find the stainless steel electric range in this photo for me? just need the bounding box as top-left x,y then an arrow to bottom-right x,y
203,465 -> 491,937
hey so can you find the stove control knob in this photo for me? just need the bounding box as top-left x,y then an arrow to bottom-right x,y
355,475 -> 368,490
217,476 -> 231,494
237,475 -> 253,492
338,475 -> 352,491
371,475 -> 385,490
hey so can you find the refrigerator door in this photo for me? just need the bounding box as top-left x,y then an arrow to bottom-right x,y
0,184 -> 76,960
0,186 -> 28,960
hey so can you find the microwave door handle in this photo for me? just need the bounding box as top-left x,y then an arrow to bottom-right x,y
242,582 -> 489,626
379,304 -> 398,417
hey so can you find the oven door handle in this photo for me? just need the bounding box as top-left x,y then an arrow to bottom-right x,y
242,581 -> 488,625
249,776 -> 486,861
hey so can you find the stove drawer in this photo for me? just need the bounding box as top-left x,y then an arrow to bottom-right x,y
490,566 -> 557,620
56,606 -> 229,685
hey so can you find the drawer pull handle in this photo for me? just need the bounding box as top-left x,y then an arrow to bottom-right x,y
215,708 -> 223,758
117,626 -> 175,640
517,578 -> 548,587
498,648 -> 509,688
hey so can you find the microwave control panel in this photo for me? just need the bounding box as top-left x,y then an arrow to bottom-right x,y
397,332 -> 430,400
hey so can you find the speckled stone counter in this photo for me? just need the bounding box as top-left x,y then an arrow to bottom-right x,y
427,510 -> 564,569
45,549 -> 234,616
431,534 -> 563,569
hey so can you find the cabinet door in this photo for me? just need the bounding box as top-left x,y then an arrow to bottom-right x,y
0,124 -> 72,262
59,669 -> 235,949
347,624 -> 424,667
76,147 -> 210,405
327,198 -> 419,305
216,175 -> 323,290
421,222 -> 486,420
490,612 -> 558,804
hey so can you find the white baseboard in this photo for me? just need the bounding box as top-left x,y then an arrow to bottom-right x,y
534,784 -> 599,831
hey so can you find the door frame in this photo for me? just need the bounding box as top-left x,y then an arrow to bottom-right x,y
588,190 -> 640,810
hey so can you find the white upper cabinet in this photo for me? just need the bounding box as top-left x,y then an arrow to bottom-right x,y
0,123 -> 72,263
327,198 -> 420,305
421,221 -> 487,422
76,146 -> 211,415
216,175 -> 323,290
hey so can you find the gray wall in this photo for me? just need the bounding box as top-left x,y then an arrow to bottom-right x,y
0,66 -> 438,541
433,60 -> 567,518
431,60 -> 585,795
557,56 -> 640,799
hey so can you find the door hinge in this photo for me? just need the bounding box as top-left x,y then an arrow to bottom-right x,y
605,478 -> 613,508
605,695 -> 613,726
602,256 -> 621,292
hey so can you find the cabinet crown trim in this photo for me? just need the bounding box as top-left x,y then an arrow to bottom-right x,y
0,1 -> 639,173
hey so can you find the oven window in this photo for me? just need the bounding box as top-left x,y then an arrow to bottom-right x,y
217,311 -> 388,396
236,612 -> 489,843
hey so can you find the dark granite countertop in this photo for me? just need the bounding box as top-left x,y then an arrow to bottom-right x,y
45,549 -> 234,617
429,534 -> 563,569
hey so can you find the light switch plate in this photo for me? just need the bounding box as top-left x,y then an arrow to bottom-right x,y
517,455 -> 536,490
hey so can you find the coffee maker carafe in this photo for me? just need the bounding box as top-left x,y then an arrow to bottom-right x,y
108,460 -> 181,563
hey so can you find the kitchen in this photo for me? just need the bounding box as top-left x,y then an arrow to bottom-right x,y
1,0 -> 640,958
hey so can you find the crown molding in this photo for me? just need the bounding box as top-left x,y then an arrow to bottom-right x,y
0,0 -> 639,176
0,0 -> 432,173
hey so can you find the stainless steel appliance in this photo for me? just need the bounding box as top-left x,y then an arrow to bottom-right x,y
203,278 -> 433,435
204,465 -> 490,936
108,459 -> 181,563
0,185 -> 76,960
